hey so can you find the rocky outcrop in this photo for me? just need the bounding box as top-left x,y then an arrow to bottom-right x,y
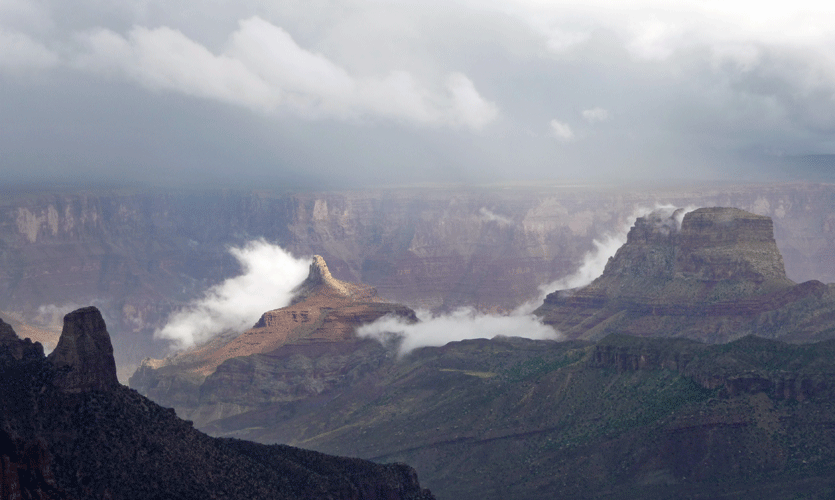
0,311 -> 435,500
587,334 -> 835,401
535,207 -> 835,342
130,256 -> 417,425
47,306 -> 119,392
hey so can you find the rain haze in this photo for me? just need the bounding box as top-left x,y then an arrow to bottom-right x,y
3,0 -> 835,188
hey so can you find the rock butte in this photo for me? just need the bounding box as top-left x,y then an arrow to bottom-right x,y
137,255 -> 415,377
535,207 -> 835,342
129,255 -> 416,422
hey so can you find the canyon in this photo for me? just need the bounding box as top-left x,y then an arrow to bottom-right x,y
1,182 -> 834,379
4,182 -> 835,498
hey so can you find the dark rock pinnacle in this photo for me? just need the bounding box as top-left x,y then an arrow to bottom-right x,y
47,306 -> 119,392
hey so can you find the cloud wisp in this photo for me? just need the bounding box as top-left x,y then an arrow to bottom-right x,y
549,119 -> 575,142
357,307 -> 560,356
516,203 -> 696,314
74,17 -> 498,129
479,207 -> 513,225
155,240 -> 310,350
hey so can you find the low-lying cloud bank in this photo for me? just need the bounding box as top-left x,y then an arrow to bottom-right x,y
155,240 -> 309,350
357,307 -> 560,356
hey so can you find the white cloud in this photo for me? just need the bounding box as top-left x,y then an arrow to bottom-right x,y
479,207 -> 512,225
76,25 -> 279,111
549,119 -> 575,142
155,240 -> 310,350
446,72 -> 500,129
0,29 -> 59,70
625,17 -> 684,60
357,307 -> 560,356
582,107 -> 609,123
74,16 -> 499,129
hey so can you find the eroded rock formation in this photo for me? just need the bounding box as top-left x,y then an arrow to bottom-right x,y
130,256 -> 416,425
3,183 -> 835,377
535,207 -> 835,342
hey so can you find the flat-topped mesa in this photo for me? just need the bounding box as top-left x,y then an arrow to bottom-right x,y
534,207 -> 834,343
47,306 -> 119,392
584,207 -> 793,301
290,255 -> 377,305
676,207 -> 791,284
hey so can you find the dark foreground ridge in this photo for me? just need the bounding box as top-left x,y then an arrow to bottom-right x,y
0,307 -> 434,500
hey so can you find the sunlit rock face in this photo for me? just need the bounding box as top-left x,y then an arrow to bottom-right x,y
129,255 -> 416,426
535,207 -> 835,343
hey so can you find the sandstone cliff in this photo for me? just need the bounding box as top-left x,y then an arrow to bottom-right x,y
0,310 -> 435,500
535,207 -> 835,342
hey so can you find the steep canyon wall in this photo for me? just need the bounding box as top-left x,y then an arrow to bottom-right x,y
1,183 -> 833,374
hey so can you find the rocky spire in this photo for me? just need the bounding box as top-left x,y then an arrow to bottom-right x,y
47,306 -> 119,392
290,255 -> 372,304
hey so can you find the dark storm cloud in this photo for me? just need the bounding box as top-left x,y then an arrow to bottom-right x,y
2,0 -> 835,187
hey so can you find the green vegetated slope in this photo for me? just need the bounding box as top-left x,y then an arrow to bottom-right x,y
204,335 -> 835,500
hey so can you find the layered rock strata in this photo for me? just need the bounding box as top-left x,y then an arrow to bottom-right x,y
3,183 -> 835,375
535,207 -> 835,342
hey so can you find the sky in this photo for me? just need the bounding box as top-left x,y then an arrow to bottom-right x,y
3,0 -> 835,188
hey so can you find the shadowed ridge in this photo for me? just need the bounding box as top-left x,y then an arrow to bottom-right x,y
0,312 -> 436,499
0,316 -> 45,361
47,306 -> 119,392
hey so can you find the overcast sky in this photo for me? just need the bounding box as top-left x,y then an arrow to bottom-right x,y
2,0 -> 834,188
